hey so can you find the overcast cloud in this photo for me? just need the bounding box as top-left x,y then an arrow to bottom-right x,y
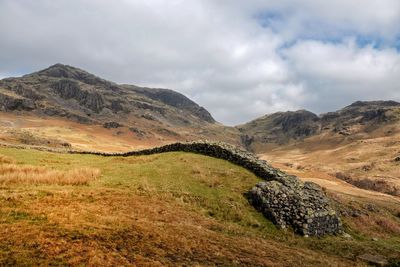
0,0 -> 399,125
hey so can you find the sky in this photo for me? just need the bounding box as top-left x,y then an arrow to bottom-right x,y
0,0 -> 399,125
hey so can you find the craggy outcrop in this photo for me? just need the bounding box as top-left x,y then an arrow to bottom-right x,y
0,93 -> 36,111
68,141 -> 342,236
237,110 -> 321,147
51,79 -> 105,113
103,122 -> 123,129
132,87 -> 215,123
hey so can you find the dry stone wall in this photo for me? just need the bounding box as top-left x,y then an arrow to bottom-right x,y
1,140 -> 342,236
70,141 -> 342,236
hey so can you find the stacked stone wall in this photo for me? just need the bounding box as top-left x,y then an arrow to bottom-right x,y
0,141 -> 342,236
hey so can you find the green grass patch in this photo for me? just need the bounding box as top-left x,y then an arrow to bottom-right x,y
0,210 -> 47,224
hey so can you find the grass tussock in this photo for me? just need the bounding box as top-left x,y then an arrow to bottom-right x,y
0,154 -> 100,185
7,130 -> 72,148
376,218 -> 400,233
0,154 -> 15,164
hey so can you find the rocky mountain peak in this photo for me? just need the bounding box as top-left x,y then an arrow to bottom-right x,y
27,63 -> 112,86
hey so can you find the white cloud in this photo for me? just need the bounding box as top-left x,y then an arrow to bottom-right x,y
221,0 -> 400,40
0,0 -> 399,124
283,39 -> 400,112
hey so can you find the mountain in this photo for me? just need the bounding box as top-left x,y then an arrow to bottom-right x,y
0,64 -> 214,125
238,100 -> 400,151
0,64 -> 239,146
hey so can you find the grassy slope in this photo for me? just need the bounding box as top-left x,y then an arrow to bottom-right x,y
0,147 -> 399,266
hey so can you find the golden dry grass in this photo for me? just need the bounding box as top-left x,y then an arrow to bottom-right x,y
0,189 -> 361,267
0,154 -> 15,164
0,154 -> 100,185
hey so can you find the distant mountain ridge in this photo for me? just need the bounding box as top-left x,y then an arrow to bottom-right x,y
1,64 -> 399,150
238,100 -> 400,151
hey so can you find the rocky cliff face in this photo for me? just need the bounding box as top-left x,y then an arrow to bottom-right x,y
130,87 -> 215,123
0,91 -> 36,111
320,101 -> 400,135
237,110 -> 321,149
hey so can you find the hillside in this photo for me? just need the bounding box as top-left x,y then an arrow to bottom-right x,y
0,64 -> 239,148
0,146 -> 399,266
237,110 -> 321,149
